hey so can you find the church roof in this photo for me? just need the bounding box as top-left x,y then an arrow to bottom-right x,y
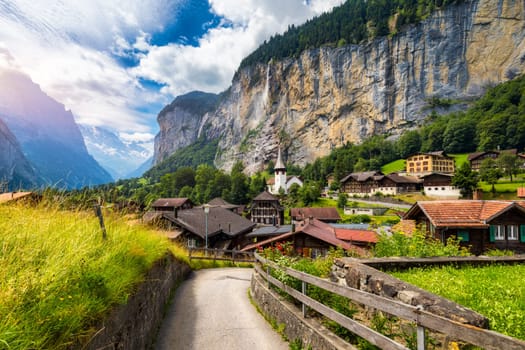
275,146 -> 285,170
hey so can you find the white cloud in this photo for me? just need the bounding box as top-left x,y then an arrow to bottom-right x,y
133,0 -> 345,97
0,0 -> 344,142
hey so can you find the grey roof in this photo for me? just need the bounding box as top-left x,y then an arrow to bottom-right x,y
253,191 -> 280,202
159,207 -> 255,239
151,198 -> 192,209
245,225 -> 292,238
275,146 -> 285,170
207,197 -> 239,210
340,171 -> 383,183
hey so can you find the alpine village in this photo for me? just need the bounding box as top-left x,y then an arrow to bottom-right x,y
2,0 -> 525,349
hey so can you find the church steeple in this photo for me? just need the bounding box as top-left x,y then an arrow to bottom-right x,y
274,146 -> 287,194
275,146 -> 286,172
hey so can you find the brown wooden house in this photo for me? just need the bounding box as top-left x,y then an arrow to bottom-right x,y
403,200 -> 525,255
249,191 -> 284,225
290,207 -> 341,223
241,218 -> 367,257
146,206 -> 255,250
468,149 -> 518,171
340,171 -> 420,196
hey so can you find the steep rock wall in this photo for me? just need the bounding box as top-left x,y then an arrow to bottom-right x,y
155,0 -> 525,174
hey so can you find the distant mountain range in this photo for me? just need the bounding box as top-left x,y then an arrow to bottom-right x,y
79,125 -> 153,180
0,68 -> 113,189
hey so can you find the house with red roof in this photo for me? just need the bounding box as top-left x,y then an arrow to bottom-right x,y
241,218 -> 373,257
403,200 -> 525,255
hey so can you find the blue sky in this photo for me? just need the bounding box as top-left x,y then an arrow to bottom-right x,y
0,0 -> 344,145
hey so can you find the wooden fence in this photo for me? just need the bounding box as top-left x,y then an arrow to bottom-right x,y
188,248 -> 254,263
254,252 -> 525,350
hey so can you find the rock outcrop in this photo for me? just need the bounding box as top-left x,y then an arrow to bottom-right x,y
154,0 -> 525,174
0,118 -> 37,189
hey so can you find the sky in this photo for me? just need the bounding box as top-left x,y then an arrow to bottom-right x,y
0,0 -> 344,144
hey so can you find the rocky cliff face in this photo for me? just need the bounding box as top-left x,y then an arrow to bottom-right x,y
154,91 -> 219,164
0,118 -> 37,189
155,0 -> 525,173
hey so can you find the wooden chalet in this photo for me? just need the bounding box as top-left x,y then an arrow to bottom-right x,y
403,200 -> 525,255
242,218 -> 368,257
340,171 -> 420,197
143,197 -> 194,224
148,206 -> 255,250
249,191 -> 284,225
468,149 -> 518,171
290,207 -> 341,223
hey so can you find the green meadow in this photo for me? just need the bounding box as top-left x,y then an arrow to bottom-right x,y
392,264 -> 525,341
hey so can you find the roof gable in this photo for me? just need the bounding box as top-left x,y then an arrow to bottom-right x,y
404,200 -> 525,228
253,191 -> 280,201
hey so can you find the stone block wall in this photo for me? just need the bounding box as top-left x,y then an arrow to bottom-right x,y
71,253 -> 191,349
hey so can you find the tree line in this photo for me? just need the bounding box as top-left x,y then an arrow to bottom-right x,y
238,0 -> 464,71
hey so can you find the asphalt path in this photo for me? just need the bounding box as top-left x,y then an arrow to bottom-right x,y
155,268 -> 289,350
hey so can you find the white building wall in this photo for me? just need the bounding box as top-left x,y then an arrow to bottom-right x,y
424,185 -> 461,198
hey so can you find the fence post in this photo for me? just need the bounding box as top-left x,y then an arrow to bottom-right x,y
302,281 -> 307,318
416,305 -> 426,350
267,265 -> 270,289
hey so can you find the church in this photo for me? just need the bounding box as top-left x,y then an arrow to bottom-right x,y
266,147 -> 303,195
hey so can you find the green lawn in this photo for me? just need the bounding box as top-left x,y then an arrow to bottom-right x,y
391,264 -> 525,341
450,153 -> 469,168
381,159 -> 405,174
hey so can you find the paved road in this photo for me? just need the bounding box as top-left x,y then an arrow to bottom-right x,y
155,268 -> 288,350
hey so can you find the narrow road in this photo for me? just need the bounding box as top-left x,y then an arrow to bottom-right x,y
155,268 -> 289,350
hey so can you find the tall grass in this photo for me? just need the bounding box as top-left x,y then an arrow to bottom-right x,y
0,203 -> 172,349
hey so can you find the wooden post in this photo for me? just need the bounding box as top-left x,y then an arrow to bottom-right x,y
416,305 -> 426,350
93,204 -> 107,240
302,281 -> 307,318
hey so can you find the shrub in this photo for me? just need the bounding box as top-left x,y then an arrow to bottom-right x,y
373,231 -> 471,258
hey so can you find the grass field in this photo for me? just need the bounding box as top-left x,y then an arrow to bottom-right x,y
0,203 -> 173,349
391,264 -> 525,341
381,159 -> 405,174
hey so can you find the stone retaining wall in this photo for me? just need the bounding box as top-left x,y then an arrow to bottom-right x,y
250,272 -> 355,350
72,253 -> 191,349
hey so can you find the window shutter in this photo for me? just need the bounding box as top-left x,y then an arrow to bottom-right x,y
520,225 -> 525,243
458,231 -> 469,242
489,225 -> 495,243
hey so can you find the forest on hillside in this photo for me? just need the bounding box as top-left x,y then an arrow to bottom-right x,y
238,0 -> 464,70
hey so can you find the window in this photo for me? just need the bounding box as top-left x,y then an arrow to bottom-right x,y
495,225 -> 505,240
187,238 -> 196,248
508,225 -> 519,240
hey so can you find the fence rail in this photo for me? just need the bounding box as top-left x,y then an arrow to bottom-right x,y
254,252 -> 525,350
188,248 -> 254,263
